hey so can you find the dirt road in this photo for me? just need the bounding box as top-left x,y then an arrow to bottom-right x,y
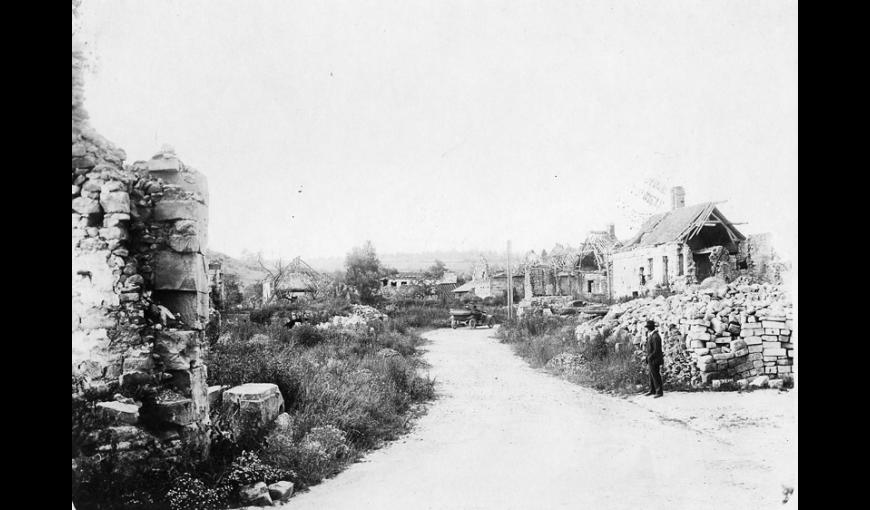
284,326 -> 794,510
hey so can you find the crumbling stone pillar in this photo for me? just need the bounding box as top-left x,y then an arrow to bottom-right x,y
143,148 -> 210,329
127,149 -> 212,457
73,4 -> 214,505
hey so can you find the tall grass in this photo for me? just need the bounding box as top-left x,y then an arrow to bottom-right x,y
205,314 -> 435,490
497,314 -> 646,393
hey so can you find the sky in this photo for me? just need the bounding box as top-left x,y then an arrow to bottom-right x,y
77,0 -> 798,264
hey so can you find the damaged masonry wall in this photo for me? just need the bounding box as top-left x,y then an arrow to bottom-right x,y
72,20 -> 211,468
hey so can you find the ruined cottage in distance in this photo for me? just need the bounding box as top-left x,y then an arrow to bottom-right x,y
262,256 -> 327,302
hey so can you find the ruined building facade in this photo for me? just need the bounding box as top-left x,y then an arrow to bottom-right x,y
522,228 -> 617,301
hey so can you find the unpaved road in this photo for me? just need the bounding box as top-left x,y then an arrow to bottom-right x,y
284,327 -> 794,510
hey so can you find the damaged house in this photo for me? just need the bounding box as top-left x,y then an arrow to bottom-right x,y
381,271 -> 459,298
611,187 -> 747,298
523,227 -> 619,301
262,256 -> 328,302
452,256 -> 525,301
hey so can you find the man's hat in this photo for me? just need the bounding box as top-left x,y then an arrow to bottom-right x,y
645,320 -> 656,329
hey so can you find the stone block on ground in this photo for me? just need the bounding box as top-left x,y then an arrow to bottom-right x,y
222,383 -> 285,435
239,482 -> 272,506
712,379 -> 734,390
273,412 -> 293,432
268,481 -> 294,502
769,379 -> 785,389
96,401 -> 139,425
223,383 -> 281,405
749,375 -> 769,388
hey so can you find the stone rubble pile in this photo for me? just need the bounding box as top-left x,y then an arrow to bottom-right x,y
574,276 -> 794,386
545,352 -> 588,375
317,304 -> 387,330
516,295 -> 576,317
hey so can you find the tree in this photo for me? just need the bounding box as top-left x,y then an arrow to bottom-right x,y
223,274 -> 243,308
423,259 -> 447,281
345,241 -> 383,305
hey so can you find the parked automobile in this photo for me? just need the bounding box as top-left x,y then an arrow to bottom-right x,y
449,307 -> 494,329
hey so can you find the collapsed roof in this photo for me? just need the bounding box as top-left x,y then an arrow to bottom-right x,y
274,257 -> 328,291
618,202 -> 746,253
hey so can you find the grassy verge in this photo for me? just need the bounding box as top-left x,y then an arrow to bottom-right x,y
496,315 -> 648,394
205,316 -> 436,488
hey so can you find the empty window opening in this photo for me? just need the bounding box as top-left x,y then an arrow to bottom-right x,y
587,280 -> 594,293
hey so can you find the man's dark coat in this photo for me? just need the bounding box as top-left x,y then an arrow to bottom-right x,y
645,329 -> 664,366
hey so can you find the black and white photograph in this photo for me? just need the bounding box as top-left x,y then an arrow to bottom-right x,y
72,1 -> 798,508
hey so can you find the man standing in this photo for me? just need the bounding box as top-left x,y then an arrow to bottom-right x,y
644,320 -> 664,398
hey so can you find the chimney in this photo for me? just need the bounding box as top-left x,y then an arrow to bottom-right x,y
607,223 -> 615,238
671,186 -> 686,210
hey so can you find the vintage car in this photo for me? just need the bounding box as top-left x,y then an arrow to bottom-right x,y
449,307 -> 494,329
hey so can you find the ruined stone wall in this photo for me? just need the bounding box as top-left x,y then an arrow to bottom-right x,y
73,12 -> 212,470
611,243 -> 691,298
489,275 -> 525,300
575,271 -> 609,299
577,278 -> 795,386
524,266 -> 555,297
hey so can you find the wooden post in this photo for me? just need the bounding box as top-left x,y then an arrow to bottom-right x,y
507,240 -> 513,320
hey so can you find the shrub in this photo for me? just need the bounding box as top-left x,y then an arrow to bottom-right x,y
290,323 -> 325,347
223,450 -> 295,490
263,426 -> 349,487
165,473 -> 228,510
